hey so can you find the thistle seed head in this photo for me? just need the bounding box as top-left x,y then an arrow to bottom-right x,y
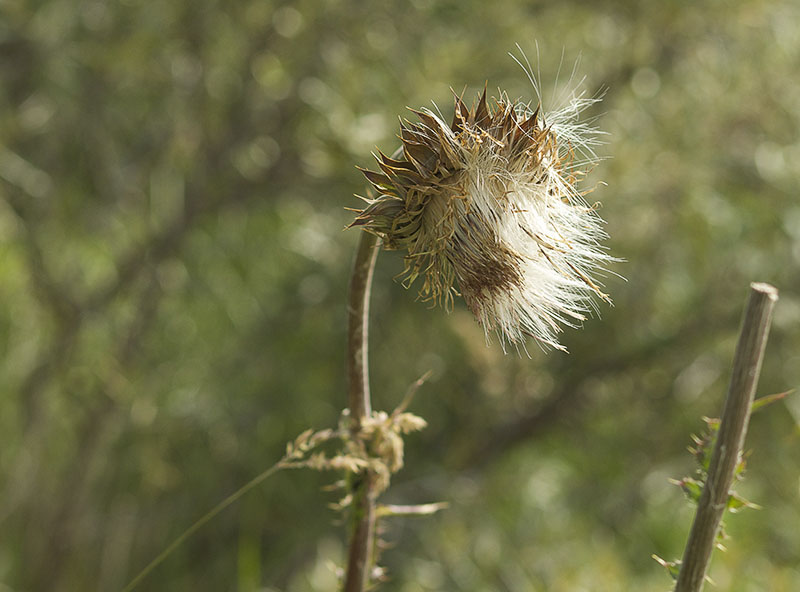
350,86 -> 612,351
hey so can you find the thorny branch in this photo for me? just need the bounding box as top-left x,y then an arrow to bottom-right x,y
674,283 -> 778,592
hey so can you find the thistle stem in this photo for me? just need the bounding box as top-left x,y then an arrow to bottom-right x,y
674,283 -> 778,592
344,230 -> 379,592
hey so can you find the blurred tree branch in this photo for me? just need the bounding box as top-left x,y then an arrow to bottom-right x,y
460,308 -> 740,471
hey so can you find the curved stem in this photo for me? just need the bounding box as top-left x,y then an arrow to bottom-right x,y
344,230 -> 379,592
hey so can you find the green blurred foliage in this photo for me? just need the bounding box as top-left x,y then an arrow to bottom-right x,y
1,0 -> 799,591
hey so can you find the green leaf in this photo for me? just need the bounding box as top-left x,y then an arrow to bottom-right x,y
752,390 -> 794,413
671,477 -> 704,503
727,492 -> 762,513
652,555 -> 681,581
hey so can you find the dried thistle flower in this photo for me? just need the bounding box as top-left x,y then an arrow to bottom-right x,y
350,84 -> 613,350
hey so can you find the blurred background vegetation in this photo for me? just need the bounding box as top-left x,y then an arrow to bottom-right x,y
1,0 -> 799,590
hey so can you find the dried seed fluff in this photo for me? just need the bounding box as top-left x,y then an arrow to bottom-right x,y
350,85 -> 612,351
